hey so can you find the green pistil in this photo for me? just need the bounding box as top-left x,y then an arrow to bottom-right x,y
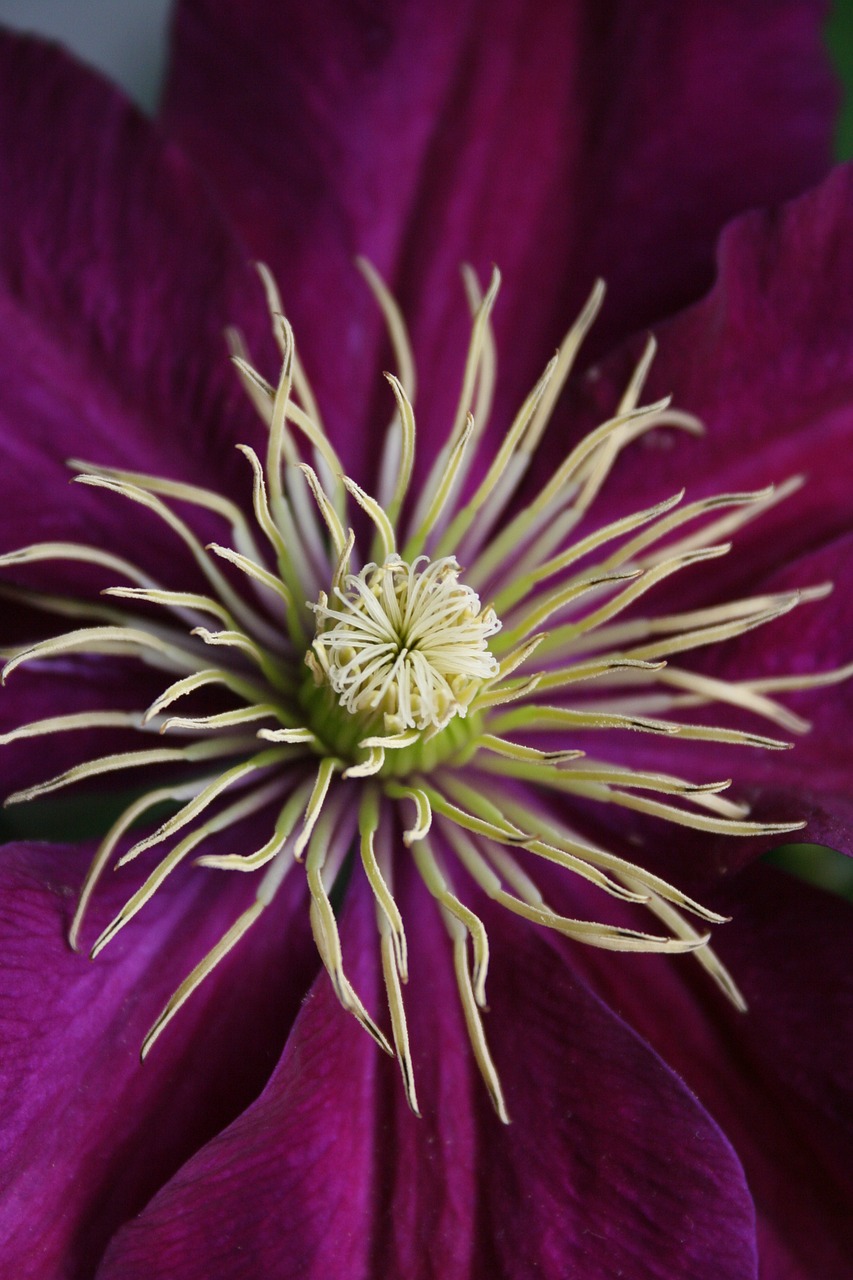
298,668 -> 484,778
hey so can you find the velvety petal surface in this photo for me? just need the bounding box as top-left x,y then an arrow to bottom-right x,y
162,0 -> 837,468
98,862 -> 757,1280
0,33 -> 272,589
562,864 -> 853,1279
0,838 -> 316,1280
577,162 -> 853,597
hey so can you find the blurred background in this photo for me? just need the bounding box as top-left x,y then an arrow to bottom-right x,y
0,0 -> 851,897
0,0 -> 173,112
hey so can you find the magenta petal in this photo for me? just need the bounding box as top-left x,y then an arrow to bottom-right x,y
162,0 -> 836,460
583,163 -> 853,595
569,864 -> 853,1279
472,920 -> 757,1278
0,33 -> 269,582
0,840 -> 315,1280
98,866 -> 757,1279
96,874 -> 465,1280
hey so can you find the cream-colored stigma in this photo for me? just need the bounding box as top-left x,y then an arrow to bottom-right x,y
309,554 -> 501,733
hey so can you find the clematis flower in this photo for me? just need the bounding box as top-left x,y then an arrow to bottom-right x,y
0,4 -> 852,1279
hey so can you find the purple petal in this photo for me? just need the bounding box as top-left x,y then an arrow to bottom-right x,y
564,864 -> 853,1279
0,838 -> 316,1280
98,864 -> 758,1279
580,163 -> 853,596
162,0 -> 837,465
97,873 -> 472,1279
0,33 -> 270,587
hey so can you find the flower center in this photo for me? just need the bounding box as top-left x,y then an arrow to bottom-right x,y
308,554 -> 501,735
2,256 -> 847,1124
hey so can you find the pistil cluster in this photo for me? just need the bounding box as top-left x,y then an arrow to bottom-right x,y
309,554 -> 500,736
2,260 -> 849,1121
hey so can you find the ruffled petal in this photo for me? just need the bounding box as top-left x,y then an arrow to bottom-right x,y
0,32 -> 270,588
0,838 -> 315,1280
97,864 -> 758,1279
579,163 -> 853,598
162,0 -> 836,463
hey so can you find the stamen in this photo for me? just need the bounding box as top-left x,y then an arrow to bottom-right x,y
102,586 -> 235,630
342,475 -> 396,561
370,815 -> 419,1114
409,267 -> 501,535
2,257 -> 847,1123
66,458 -> 260,560
198,778 -> 314,871
141,896 -> 269,1060
443,776 -> 733,924
90,772 -> 282,960
2,624 -> 202,683
460,265 -> 498,444
4,736 -> 253,807
359,788 -> 407,978
0,709 -> 149,746
294,756 -> 340,859
304,797 -> 393,1055
190,625 -> 292,693
0,540 -> 158,589
411,835 -> 490,1006
70,779 -> 204,951
355,257 -> 417,400
72,473 -> 280,646
161,703 -> 282,734
206,543 -> 293,612
444,822 -> 709,954
299,464 -> 347,559
143,668 -> 268,723
434,354 -> 558,561
424,779 -> 651,906
115,746 -> 289,866
384,783 -> 433,845
466,396 -> 694,592
378,373 -> 417,532
403,415 -> 475,556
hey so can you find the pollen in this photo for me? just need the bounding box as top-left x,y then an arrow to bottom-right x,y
309,555 -> 501,733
